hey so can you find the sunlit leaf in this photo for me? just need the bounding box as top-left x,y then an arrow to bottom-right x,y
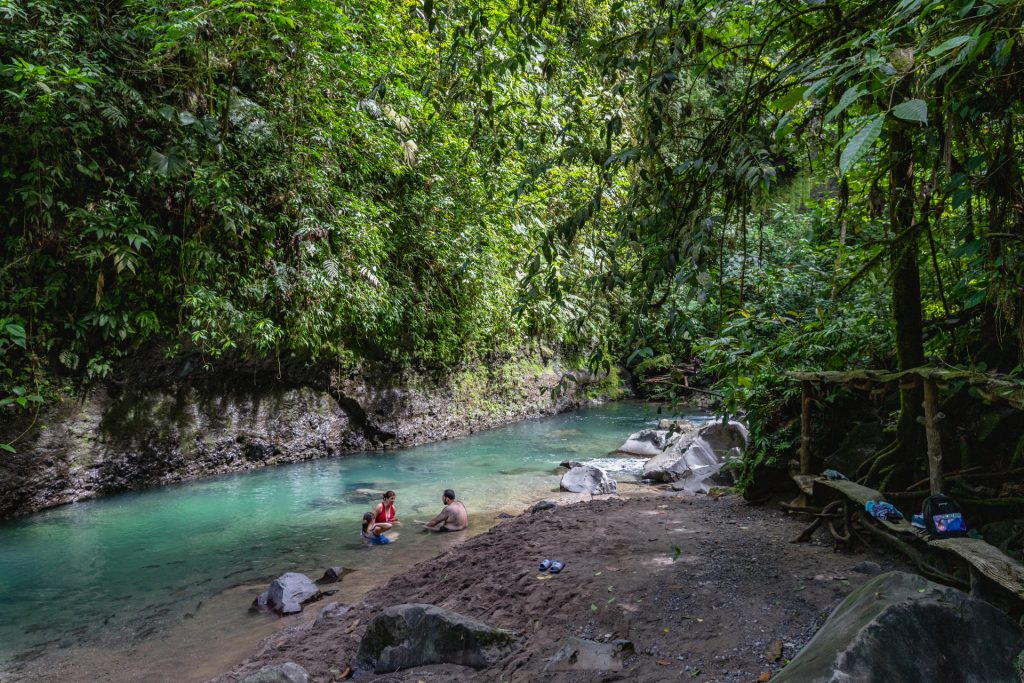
839,114 -> 884,175
890,99 -> 928,124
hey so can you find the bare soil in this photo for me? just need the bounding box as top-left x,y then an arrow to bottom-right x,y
213,493 -> 908,683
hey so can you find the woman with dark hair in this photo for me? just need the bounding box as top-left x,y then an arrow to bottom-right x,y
373,490 -> 398,530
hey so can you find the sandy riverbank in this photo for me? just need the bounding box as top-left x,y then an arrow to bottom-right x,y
213,492 -> 908,682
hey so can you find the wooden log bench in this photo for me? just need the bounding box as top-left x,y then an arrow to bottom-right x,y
930,537 -> 1024,602
809,477 -> 1024,603
813,478 -> 918,537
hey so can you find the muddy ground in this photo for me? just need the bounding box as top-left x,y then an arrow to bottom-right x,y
213,493 -> 908,683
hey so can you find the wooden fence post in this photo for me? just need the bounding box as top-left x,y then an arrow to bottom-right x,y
921,375 -> 943,495
800,381 -> 812,476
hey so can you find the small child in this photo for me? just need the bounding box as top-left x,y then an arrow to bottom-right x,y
361,511 -> 391,545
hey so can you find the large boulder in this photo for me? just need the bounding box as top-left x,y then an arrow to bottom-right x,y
643,420 -> 747,491
357,603 -> 518,673
240,662 -> 309,683
560,465 -> 617,494
255,572 -> 322,615
617,427 -> 689,456
774,571 -> 1024,683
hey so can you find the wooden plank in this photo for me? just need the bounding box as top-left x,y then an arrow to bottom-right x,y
813,478 -> 917,536
930,537 -> 1024,599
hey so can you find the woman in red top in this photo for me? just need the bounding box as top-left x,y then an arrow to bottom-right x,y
373,490 -> 399,531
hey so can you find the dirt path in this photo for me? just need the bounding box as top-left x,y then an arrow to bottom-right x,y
214,493 -> 908,682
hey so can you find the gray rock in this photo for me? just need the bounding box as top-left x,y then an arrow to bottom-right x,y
559,460 -> 583,469
774,571 -> 1024,683
643,420 -> 747,492
357,603 -> 518,673
657,418 -> 696,430
255,573 -> 321,615
851,561 -> 882,575
560,465 -> 617,495
545,637 -> 632,672
699,420 -> 748,452
617,428 -> 687,456
317,566 -> 345,584
530,500 -> 557,513
240,662 -> 309,683
313,602 -> 350,627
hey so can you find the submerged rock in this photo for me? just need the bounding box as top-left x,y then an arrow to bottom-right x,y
357,603 -> 518,673
255,573 -> 322,615
560,465 -> 617,495
240,662 -> 309,683
774,571 -> 1024,683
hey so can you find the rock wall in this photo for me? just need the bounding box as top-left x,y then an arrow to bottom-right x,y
0,357 -> 610,517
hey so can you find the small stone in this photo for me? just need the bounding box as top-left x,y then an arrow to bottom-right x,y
318,567 -> 345,584
851,561 -> 882,575
546,637 -> 625,672
530,500 -> 557,513
240,662 -> 309,683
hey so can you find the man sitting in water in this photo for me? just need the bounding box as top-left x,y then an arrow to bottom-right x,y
423,489 -> 468,532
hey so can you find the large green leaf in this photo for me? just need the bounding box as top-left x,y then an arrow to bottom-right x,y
825,85 -> 865,123
147,150 -> 188,177
927,35 -> 971,57
772,86 -> 806,111
839,114 -> 884,176
891,98 -> 928,124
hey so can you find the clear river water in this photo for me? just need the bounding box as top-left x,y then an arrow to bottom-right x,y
0,401 -> 709,682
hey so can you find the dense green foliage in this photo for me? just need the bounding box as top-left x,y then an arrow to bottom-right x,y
0,0 -> 598,418
441,0 -> 1024,487
4,0 -> 1024,485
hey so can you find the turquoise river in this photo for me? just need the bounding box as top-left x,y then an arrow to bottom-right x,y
0,402 -> 709,682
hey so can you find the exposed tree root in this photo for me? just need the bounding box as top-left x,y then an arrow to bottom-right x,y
848,511 -> 967,589
791,500 -> 842,543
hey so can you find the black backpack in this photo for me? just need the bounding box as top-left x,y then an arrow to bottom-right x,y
922,494 -> 967,538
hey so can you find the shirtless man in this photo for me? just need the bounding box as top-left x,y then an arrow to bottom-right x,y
423,489 -> 468,532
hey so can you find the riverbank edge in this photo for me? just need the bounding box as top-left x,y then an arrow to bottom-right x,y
211,488 -> 910,683
0,355 -> 627,518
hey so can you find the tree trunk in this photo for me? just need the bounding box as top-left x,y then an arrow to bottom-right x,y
888,122 -> 925,490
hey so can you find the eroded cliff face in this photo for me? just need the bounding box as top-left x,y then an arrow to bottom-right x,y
0,358 -> 609,517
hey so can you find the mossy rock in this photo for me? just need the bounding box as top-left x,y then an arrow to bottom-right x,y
357,603 -> 519,673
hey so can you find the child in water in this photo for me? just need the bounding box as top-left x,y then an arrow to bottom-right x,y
361,511 -> 391,545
